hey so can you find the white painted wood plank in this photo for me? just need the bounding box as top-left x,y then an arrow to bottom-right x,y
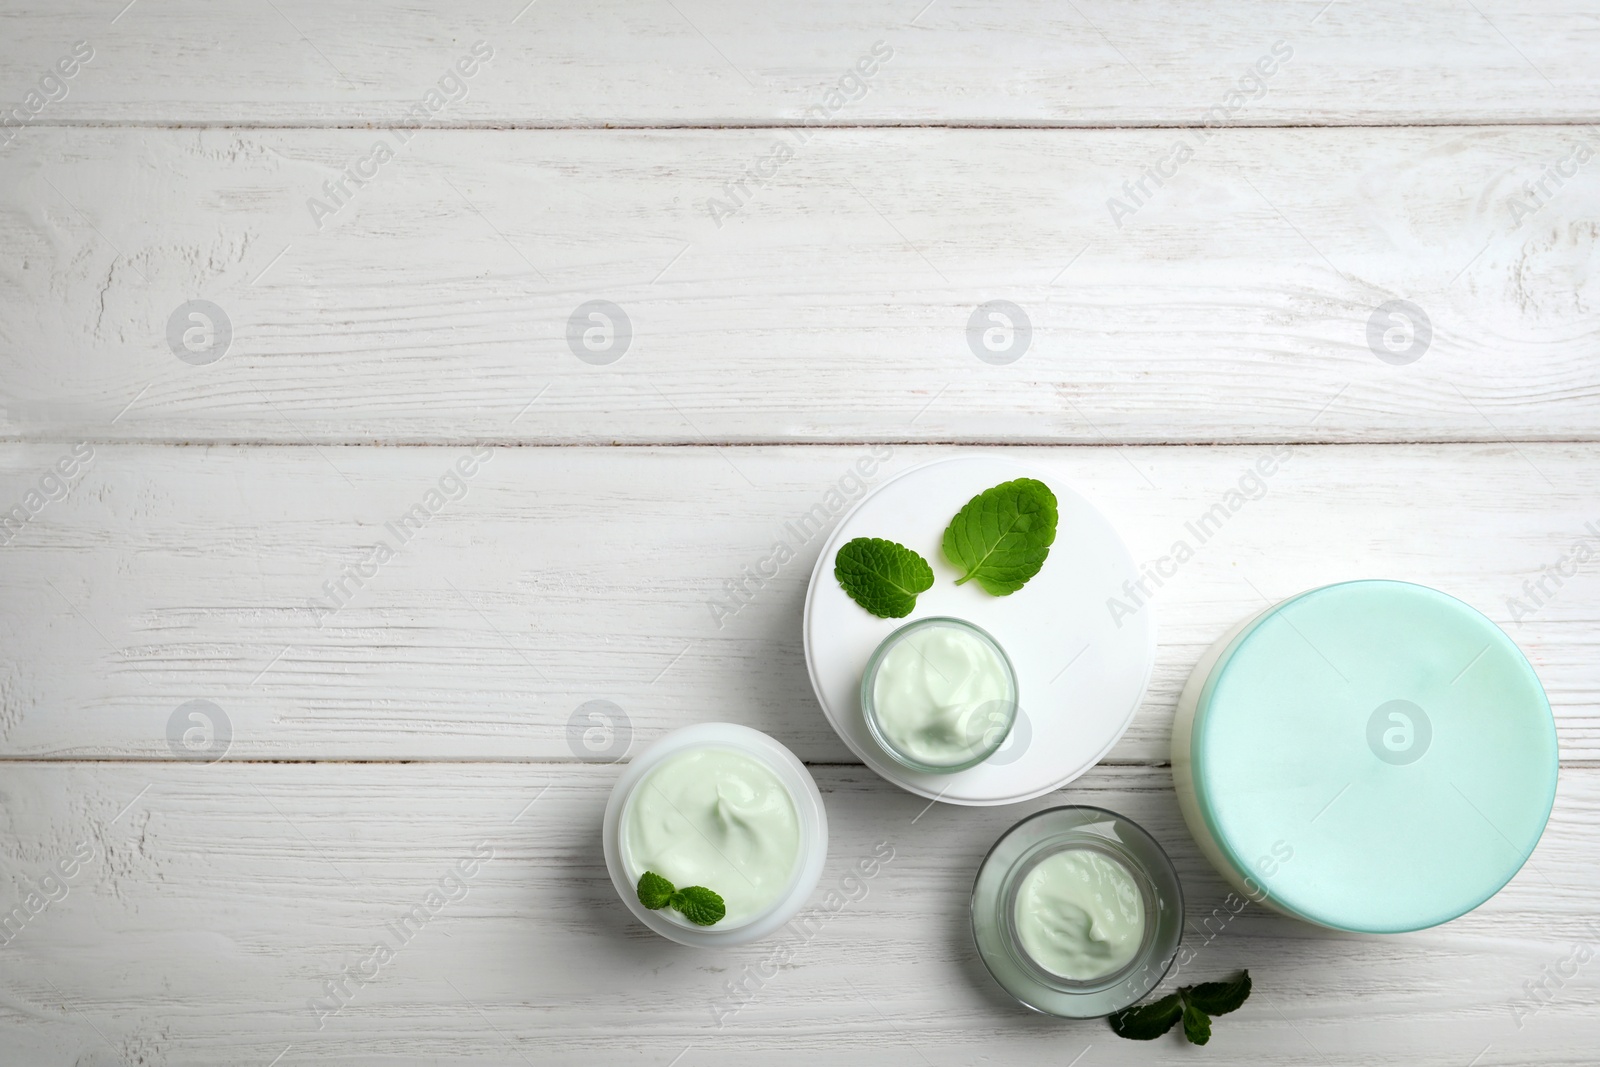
0,1 -> 1595,126
3,127 -> 1598,445
1,761 -> 1594,1065
1,443 -> 1594,762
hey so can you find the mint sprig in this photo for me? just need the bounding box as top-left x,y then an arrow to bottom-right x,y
941,478 -> 1058,595
835,537 -> 934,618
636,871 -> 727,927
1108,970 -> 1251,1046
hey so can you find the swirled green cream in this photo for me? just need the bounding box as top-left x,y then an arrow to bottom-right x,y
871,622 -> 1013,767
622,748 -> 800,926
1014,849 -> 1146,981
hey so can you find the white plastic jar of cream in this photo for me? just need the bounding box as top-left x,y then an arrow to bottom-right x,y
603,723 -> 829,947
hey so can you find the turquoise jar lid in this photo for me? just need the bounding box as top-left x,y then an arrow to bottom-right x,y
1185,580 -> 1557,933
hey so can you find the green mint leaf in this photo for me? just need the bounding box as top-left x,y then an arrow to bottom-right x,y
835,537 -> 935,618
636,871 -> 675,910
670,885 -> 726,926
1186,970 -> 1252,1016
1181,995 -> 1213,1046
1116,972 -> 1251,1045
941,478 -> 1058,595
1107,992 -> 1183,1041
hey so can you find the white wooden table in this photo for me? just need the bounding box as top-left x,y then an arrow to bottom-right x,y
2,2 -> 1597,1063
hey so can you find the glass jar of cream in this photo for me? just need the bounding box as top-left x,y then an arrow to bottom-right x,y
860,616 -> 1019,774
971,806 -> 1183,1018
603,723 -> 829,947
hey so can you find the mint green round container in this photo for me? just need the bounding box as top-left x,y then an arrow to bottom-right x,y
1172,580 -> 1557,933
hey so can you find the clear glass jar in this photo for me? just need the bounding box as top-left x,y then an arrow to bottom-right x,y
859,616 -> 1019,774
971,805 -> 1183,1017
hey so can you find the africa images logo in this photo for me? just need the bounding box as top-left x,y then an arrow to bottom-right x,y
1366,699 -> 1431,766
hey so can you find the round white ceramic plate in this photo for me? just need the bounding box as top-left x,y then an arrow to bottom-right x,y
803,455 -> 1157,805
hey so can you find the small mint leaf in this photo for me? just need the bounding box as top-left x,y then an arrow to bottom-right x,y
941,478 -> 1058,595
835,537 -> 935,618
636,871 -> 674,910
1187,970 -> 1251,1016
670,885 -> 726,926
1181,997 -> 1213,1045
1107,992 -> 1183,1041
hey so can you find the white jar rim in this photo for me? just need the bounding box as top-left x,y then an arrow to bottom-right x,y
603,723 -> 829,947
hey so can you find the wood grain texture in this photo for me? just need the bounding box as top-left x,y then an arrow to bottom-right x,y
0,761 -> 1595,1066
4,4 -> 1598,1062
0,0 -> 1596,126
1,443 -> 1594,762
3,126 -> 1598,445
